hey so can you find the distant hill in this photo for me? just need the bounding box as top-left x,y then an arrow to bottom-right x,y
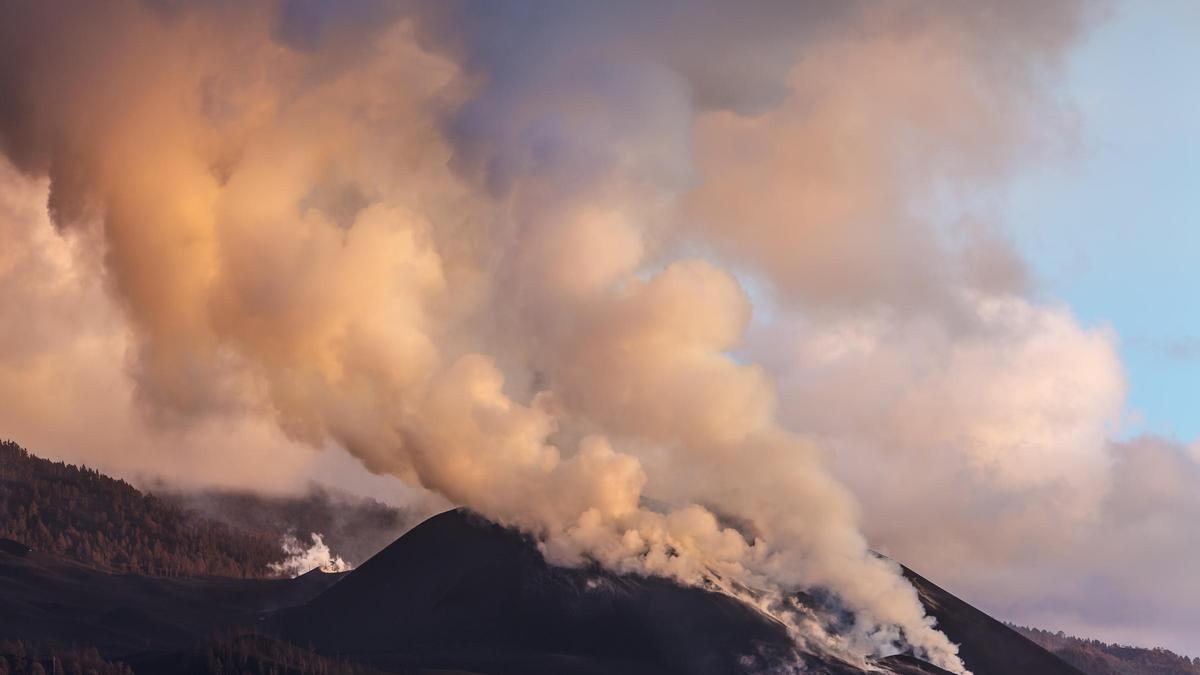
161,485 -> 414,568
1012,626 -> 1200,675
0,440 -> 281,578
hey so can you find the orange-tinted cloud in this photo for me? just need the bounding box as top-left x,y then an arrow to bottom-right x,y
0,2 -> 1119,669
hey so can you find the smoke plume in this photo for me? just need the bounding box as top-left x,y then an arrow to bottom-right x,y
269,532 -> 353,577
165,485 -> 417,566
0,1 -> 1100,670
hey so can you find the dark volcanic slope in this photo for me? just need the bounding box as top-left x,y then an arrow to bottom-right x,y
903,565 -> 1085,675
287,510 -> 1086,675
0,538 -> 342,658
0,506 -> 1086,675
285,509 -> 858,675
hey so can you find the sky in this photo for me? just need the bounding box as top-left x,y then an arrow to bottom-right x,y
1,0 -> 1199,667
1009,0 -> 1200,441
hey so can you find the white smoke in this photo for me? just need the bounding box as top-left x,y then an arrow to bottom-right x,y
269,532 -> 352,577
0,2 -> 1102,672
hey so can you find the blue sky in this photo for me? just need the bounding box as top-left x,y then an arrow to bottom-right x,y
1007,0 -> 1200,441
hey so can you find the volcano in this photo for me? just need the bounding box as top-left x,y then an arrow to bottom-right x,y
0,508 -> 1083,675
283,509 -> 824,674
281,509 -> 1081,675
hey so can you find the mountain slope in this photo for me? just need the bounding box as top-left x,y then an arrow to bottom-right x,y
0,441 -> 281,577
0,508 -> 1085,675
902,566 -> 1085,675
0,537 -> 343,659
285,509 -> 1081,675
285,509 -> 831,675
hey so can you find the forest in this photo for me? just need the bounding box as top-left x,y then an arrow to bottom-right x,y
0,640 -> 134,675
0,634 -> 388,675
0,441 -> 282,578
1014,625 -> 1200,675
137,633 -> 390,675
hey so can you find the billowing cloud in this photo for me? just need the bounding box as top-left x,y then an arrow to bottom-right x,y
0,0 -> 1157,669
0,157 -> 362,494
964,436 -> 1200,656
765,294 -> 1124,521
683,2 -> 1088,312
755,292 -> 1123,573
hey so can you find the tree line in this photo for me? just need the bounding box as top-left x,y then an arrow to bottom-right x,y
0,441 -> 281,578
1013,625 -> 1200,675
0,640 -> 133,675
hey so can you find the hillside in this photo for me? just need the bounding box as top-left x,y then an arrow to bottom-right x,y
1012,626 -> 1200,675
0,639 -> 134,675
901,566 -> 1085,675
136,633 -> 390,675
0,537 -> 345,672
0,634 -> 387,675
0,507 -> 963,675
0,440 -> 281,578
282,509 -> 1080,675
284,509 -> 815,675
163,486 -> 413,567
